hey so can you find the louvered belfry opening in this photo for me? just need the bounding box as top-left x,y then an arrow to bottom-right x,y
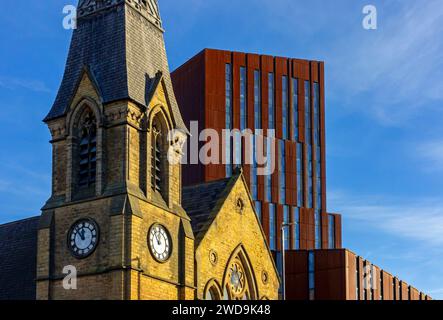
78,110 -> 97,187
151,124 -> 162,193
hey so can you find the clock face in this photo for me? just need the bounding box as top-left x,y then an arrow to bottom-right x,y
67,218 -> 99,259
148,224 -> 172,262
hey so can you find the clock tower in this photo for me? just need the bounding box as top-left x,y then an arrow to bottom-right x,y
37,0 -> 195,300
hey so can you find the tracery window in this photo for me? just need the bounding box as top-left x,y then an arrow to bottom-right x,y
223,255 -> 257,300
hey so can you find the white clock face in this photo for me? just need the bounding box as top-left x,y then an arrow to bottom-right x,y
68,219 -> 99,259
148,224 -> 172,262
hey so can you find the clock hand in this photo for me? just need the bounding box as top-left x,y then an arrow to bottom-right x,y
79,228 -> 85,241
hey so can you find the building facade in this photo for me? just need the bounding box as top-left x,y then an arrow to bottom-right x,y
0,1 -> 432,301
172,49 -> 342,253
171,50 -> 432,301
280,250 -> 432,301
0,0 -> 280,300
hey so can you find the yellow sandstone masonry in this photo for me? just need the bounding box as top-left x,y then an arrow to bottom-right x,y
37,0 -> 279,300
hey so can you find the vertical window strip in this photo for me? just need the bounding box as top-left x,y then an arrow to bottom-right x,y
314,83 -> 322,211
269,204 -> 276,250
292,78 -> 299,141
292,207 -> 300,250
225,64 -> 233,177
251,136 -> 258,200
315,210 -> 321,249
240,67 -> 247,131
255,201 -> 262,222
296,143 -> 304,207
308,251 -> 315,300
308,145 -> 313,208
283,205 -> 290,250
328,214 -> 335,249
305,81 -> 313,210
282,76 -> 289,140
279,140 -> 286,204
234,132 -> 241,169
268,73 -> 275,130
304,81 -> 311,144
254,70 -> 261,130
265,138 -> 272,201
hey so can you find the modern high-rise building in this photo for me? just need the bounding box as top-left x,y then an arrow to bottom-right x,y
171,49 -> 431,301
172,49 -> 342,253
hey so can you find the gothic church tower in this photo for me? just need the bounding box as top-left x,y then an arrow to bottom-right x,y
37,0 -> 194,300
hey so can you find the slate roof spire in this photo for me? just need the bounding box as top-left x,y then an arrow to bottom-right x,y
46,0 -> 187,132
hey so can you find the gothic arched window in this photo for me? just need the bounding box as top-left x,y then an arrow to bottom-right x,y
225,259 -> 251,300
222,247 -> 258,301
78,110 -> 97,187
151,124 -> 162,193
151,113 -> 169,200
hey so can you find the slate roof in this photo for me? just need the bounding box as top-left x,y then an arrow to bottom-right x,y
0,216 -> 39,300
182,177 -> 234,243
45,0 -> 187,133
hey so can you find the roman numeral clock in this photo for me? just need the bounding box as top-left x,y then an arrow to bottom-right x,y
67,218 -> 100,259
148,224 -> 172,262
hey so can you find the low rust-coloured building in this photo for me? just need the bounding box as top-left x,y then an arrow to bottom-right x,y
276,249 -> 431,301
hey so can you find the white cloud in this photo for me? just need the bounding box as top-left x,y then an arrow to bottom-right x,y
0,76 -> 51,93
417,141 -> 443,172
329,190 -> 443,247
256,0 -> 443,125
327,0 -> 443,125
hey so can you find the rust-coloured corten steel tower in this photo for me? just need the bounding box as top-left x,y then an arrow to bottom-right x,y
170,49 -> 432,301
171,49 -> 342,253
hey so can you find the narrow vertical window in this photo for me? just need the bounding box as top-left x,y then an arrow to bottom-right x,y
226,64 -> 233,177
279,140 -> 286,204
269,204 -> 276,250
255,201 -> 262,222
305,81 -> 313,210
240,67 -> 247,131
151,125 -> 162,193
268,73 -> 275,130
78,111 -> 97,188
292,207 -> 300,250
296,143 -> 304,207
151,115 -> 168,200
304,81 -> 312,144
308,251 -> 315,300
251,137 -> 258,200
283,205 -> 290,250
315,210 -> 321,249
380,271 -> 384,300
265,138 -> 272,202
254,70 -> 261,130
307,145 -> 313,208
282,76 -> 289,140
314,83 -> 322,211
291,78 -> 299,141
328,214 -> 335,249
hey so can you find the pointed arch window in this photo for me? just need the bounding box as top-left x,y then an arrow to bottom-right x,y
222,249 -> 258,301
151,113 -> 169,200
78,110 -> 97,187
151,124 -> 162,193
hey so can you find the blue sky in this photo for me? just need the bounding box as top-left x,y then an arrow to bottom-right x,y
0,0 -> 442,298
